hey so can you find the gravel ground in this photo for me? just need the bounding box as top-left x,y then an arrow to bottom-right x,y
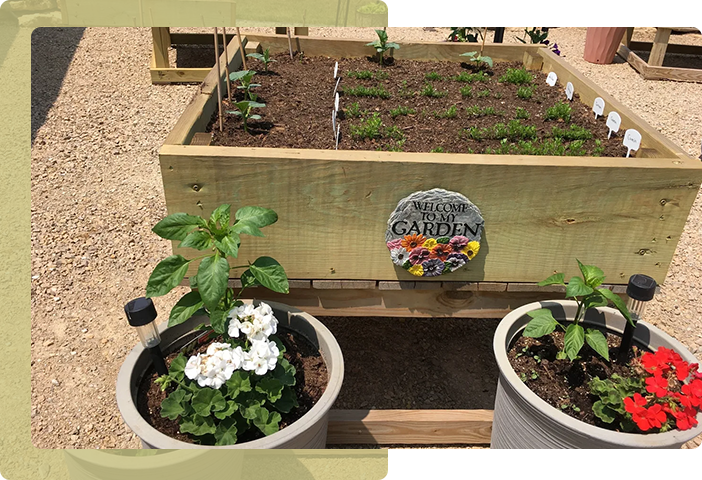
31,27 -> 702,449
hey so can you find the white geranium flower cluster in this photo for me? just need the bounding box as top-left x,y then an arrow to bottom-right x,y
183,303 -> 281,389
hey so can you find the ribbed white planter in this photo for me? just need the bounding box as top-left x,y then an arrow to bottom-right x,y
116,300 -> 344,449
491,300 -> 702,448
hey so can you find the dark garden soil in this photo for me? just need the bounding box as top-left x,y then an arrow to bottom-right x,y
210,53 -> 629,157
137,327 -> 328,444
507,328 -> 642,430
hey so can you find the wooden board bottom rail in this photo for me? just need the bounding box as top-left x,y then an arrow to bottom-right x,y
326,409 -> 493,445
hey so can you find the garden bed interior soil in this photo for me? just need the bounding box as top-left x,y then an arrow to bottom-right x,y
137,327 -> 328,445
507,326 -> 646,430
209,52 -> 629,157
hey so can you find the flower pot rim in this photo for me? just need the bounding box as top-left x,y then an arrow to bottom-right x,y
116,300 -> 344,449
493,299 -> 702,447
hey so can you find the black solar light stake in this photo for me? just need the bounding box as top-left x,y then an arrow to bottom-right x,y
618,274 -> 657,363
124,297 -> 168,376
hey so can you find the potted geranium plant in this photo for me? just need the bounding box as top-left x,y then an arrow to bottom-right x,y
491,259 -> 702,448
116,204 -> 344,448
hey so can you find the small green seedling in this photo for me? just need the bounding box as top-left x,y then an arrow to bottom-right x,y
515,107 -> 530,120
460,51 -> 493,69
390,105 -> 416,118
246,48 -> 276,72
420,83 -> 447,98
476,88 -> 490,98
350,112 -> 383,140
366,29 -> 400,66
425,71 -> 443,81
434,105 -> 458,119
226,100 -> 265,133
460,85 -> 473,97
517,85 -> 534,99
499,68 -> 533,85
347,70 -> 374,80
229,70 -> 260,101
545,101 -> 573,123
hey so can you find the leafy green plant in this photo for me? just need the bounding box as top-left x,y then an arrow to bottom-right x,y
390,105 -> 416,118
465,105 -> 500,117
350,112 -> 383,140
434,105 -> 458,119
551,124 -> 593,141
366,29 -> 400,66
463,126 -> 485,141
566,139 -> 587,156
229,70 -> 261,101
343,85 -> 391,99
499,67 -> 533,85
515,107 -> 530,120
346,102 -> 365,118
589,374 -> 645,430
516,27 -> 549,44
593,139 -> 605,157
460,86 -> 473,98
398,80 -> 414,98
517,85 -> 534,99
385,125 -> 405,141
246,48 -> 276,72
420,83 -> 447,98
425,71 -> 443,81
226,100 -> 266,133
453,71 -> 489,83
545,101 -> 572,122
347,70 -> 373,80
430,147 -> 447,153
447,27 -> 483,43
460,51 -> 493,69
522,260 -> 632,361
476,88 -> 490,98
494,92 -> 502,99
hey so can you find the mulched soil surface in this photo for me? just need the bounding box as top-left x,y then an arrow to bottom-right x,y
137,327 -> 328,444
507,328 -> 640,429
210,53 -> 628,157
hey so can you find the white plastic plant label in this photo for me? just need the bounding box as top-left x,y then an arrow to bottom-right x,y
335,125 -> 341,150
333,76 -> 341,98
623,129 -> 642,158
565,82 -> 574,101
335,92 -> 339,112
606,111 -> 622,139
593,97 -> 605,119
546,72 -> 557,86
334,61 -> 338,79
332,109 -> 336,137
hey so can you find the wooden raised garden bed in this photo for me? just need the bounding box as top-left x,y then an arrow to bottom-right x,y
158,34 -> 702,445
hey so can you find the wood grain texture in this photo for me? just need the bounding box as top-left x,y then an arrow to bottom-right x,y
221,287 -> 565,318
160,144 -> 702,283
151,27 -> 170,68
649,28 -> 672,67
327,409 -> 493,444
150,68 -> 212,84
618,42 -> 702,83
629,40 -> 702,56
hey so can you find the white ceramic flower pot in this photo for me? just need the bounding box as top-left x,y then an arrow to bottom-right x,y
116,300 -> 344,449
491,300 -> 702,448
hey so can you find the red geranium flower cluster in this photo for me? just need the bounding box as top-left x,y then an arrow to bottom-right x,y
624,347 -> 702,432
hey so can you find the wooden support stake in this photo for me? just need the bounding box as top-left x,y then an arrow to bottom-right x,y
213,28 -> 223,132
286,27 -> 294,59
480,27 -> 488,56
222,27 -> 232,101
235,27 -> 247,71
649,28 -> 672,67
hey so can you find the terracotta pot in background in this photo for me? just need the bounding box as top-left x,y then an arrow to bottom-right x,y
583,27 -> 627,64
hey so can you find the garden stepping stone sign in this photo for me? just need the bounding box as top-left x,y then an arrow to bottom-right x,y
385,188 -> 484,277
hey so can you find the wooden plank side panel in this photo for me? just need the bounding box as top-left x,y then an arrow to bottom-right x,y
643,65 -> 702,83
327,410 -> 493,445
159,145 -> 702,284
242,34 -> 544,63
151,67 -> 211,84
538,48 -> 689,159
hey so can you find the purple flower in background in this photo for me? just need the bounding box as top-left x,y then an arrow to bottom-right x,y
422,258 -> 445,277
445,253 -> 469,272
551,43 -> 561,56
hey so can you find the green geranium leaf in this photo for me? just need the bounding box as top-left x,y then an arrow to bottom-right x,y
523,309 -> 560,338
231,220 -> 265,237
565,276 -> 594,299
585,328 -> 610,361
250,256 -> 289,294
210,204 -> 231,229
235,206 -> 278,228
180,414 -> 216,436
592,400 -> 616,423
255,377 -> 284,403
192,388 -> 227,417
196,254 -> 230,311
209,308 -> 228,334
214,401 -> 238,420
168,353 -> 187,381
273,358 -> 296,386
169,291 -> 204,327
179,230 -> 213,251
253,407 -> 281,436
160,389 -> 188,420
146,255 -> 191,297
597,288 -> 632,325
214,417 -> 238,445
152,213 -> 206,241
537,272 -> 565,286
577,259 -> 605,288
226,371 -> 252,399
215,230 -> 240,258
564,324 -> 585,361
273,386 -> 299,414
240,398 -> 264,420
